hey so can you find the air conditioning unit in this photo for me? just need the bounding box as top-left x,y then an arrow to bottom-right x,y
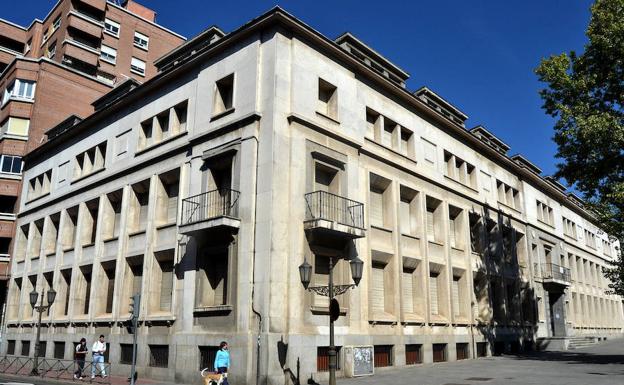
343,345 -> 374,377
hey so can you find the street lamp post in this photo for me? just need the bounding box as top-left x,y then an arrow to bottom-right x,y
299,256 -> 363,385
29,288 -> 56,376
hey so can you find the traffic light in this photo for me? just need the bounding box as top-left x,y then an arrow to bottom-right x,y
129,294 -> 141,318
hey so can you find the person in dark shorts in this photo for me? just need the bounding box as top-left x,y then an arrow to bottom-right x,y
74,338 -> 88,380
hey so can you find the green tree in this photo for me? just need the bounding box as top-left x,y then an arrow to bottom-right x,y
535,0 -> 624,295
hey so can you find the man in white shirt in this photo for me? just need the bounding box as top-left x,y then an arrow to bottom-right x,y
91,334 -> 107,379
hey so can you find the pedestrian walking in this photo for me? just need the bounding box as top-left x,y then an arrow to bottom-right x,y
91,335 -> 107,379
74,338 -> 88,380
214,341 -> 230,385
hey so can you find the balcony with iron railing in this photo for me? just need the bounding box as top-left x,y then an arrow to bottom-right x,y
179,189 -> 240,236
303,190 -> 366,241
542,263 -> 571,286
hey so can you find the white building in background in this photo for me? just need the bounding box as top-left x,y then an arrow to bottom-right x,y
2,7 -> 622,385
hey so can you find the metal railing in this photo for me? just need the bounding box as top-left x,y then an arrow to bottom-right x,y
181,189 -> 240,225
304,191 -> 365,229
542,263 -> 571,283
0,356 -> 111,383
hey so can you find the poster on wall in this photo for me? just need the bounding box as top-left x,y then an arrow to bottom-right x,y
353,346 -> 373,376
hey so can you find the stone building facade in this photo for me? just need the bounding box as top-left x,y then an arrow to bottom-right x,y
2,7 -> 622,385
0,0 -> 184,320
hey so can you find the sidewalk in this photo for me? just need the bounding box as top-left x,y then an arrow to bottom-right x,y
0,373 -> 175,385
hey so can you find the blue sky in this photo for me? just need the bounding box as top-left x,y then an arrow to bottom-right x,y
3,0 -> 594,179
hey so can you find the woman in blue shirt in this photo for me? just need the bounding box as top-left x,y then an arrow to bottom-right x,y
214,341 -> 230,385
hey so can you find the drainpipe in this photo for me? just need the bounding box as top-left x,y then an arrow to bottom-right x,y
247,134 -> 262,385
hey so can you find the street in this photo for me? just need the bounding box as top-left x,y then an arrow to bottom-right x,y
342,338 -> 624,385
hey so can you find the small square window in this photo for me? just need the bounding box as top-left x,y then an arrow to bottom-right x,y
317,78 -> 337,119
130,57 -> 146,76
134,32 -> 149,50
105,19 -> 120,37
213,74 -> 234,116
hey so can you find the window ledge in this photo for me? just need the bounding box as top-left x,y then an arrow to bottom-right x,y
156,222 -> 176,230
93,315 -> 115,323
450,246 -> 465,252
44,251 -> 56,257
428,240 -> 444,247
429,315 -> 449,325
134,43 -> 149,52
128,229 -> 146,237
311,306 -> 347,316
135,131 -> 188,156
144,313 -> 176,323
103,236 -> 119,243
0,254 -> 10,262
30,256 -> 40,261
82,242 -> 95,249
371,224 -> 393,233
400,232 -> 420,240
0,172 -> 22,180
497,200 -> 522,215
452,318 -> 472,325
130,68 -> 146,77
210,107 -> 235,122
193,305 -> 233,315
402,315 -> 426,324
1,96 -> 35,109
71,167 -> 105,184
62,247 -> 75,252
26,191 -> 50,205
0,213 -> 17,221
0,133 -> 29,142
443,175 -> 478,193
315,111 -> 340,125
100,57 -> 116,66
536,218 -> 555,228
103,30 -> 119,39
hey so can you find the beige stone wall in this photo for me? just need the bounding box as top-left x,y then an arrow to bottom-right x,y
3,13 -> 623,385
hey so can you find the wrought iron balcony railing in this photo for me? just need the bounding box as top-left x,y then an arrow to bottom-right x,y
304,190 -> 365,229
181,189 -> 240,226
542,263 -> 571,283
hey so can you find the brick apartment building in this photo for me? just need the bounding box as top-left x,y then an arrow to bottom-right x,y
0,0 -> 184,321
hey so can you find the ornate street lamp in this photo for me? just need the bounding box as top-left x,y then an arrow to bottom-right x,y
29,288 -> 56,376
299,255 -> 363,385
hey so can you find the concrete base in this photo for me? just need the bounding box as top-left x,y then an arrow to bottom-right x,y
536,337 -> 569,351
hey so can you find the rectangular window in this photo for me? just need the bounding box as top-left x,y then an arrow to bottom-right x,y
52,15 -> 61,30
423,139 -> 437,166
130,57 -> 146,76
3,79 -> 36,104
317,346 -> 342,372
149,345 -> 169,368
429,272 -> 439,315
7,340 -> 15,355
373,345 -> 393,367
370,262 -> 386,314
120,344 -> 133,364
47,41 -> 56,59
54,341 -> 65,359
0,155 -> 23,174
133,31 -> 149,49
199,346 -> 219,371
213,74 -> 234,116
405,344 -> 422,365
138,100 -> 188,150
130,180 -> 150,232
74,142 -> 106,180
432,344 -> 447,362
104,19 -> 120,37
456,343 -> 469,360
476,342 -> 488,357
21,341 -> 31,357
402,267 -> 415,314
100,45 -> 117,64
317,78 -> 338,119
196,249 -> 228,307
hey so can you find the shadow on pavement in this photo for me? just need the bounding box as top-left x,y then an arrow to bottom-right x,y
506,350 -> 624,366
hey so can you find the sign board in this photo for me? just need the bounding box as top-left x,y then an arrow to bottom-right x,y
343,345 -> 374,377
